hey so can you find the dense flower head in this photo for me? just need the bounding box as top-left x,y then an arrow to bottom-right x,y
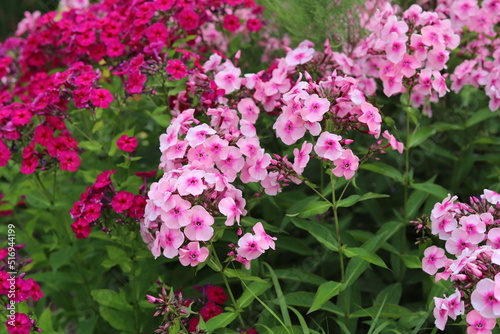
421,189 -> 500,331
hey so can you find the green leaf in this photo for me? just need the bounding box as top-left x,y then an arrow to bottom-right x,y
343,247 -> 388,269
279,292 -> 343,316
295,200 -> 331,218
308,281 -> 343,313
408,127 -> 436,148
288,306 -> 310,334
224,268 -> 267,283
360,162 -> 404,183
350,304 -> 414,318
407,190 -> 429,219
79,140 -> 102,152
410,182 -> 449,199
91,289 -> 132,311
148,106 -> 171,127
273,269 -> 327,285
237,281 -> 272,308
289,217 -> 338,252
399,254 -> 422,269
264,263 -> 292,327
92,120 -> 104,133
337,192 -> 389,208
49,246 -> 76,272
465,108 -> 498,127
205,312 -> 238,331
38,308 -> 54,332
99,306 -> 134,332
102,246 -> 131,273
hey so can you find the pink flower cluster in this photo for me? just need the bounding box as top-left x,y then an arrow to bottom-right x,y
141,106 -> 276,267
422,189 -> 500,333
418,0 -> 500,111
324,2 -> 459,114
70,170 -> 149,239
0,244 -> 43,334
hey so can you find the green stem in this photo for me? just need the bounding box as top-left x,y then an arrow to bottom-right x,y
33,172 -> 54,206
213,251 -> 246,330
330,175 -> 348,325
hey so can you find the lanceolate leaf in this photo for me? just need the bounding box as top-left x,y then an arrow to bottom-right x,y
289,217 -> 338,252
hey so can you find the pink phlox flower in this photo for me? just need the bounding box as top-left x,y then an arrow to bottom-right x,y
471,277 -> 500,318
359,102 -> 382,136
203,53 -> 222,72
487,228 -> 500,249
421,26 -> 445,48
218,196 -> 244,226
273,114 -> 306,145
300,94 -> 330,122
159,225 -> 184,259
184,205 -> 214,242
446,290 -> 465,320
165,140 -> 188,160
466,310 -> 496,334
431,71 -> 449,98
483,189 -> 500,205
283,81 -> 309,102
185,124 -> 216,147
292,141 -> 313,174
433,296 -> 449,330
151,231 -> 162,259
214,61 -> 242,94
237,98 -> 260,123
427,45 -> 449,71
332,149 -> 359,180
176,169 -> 206,196
161,194 -> 192,228
314,132 -> 343,161
237,233 -> 265,260
445,229 -> 477,256
247,149 -> 271,181
215,146 -> 244,181
187,145 -> 214,169
459,215 -> 486,244
382,74 -> 405,97
285,42 -> 315,66
398,54 -> 422,78
261,172 -> 281,196
382,130 -> 404,153
240,120 -> 257,137
205,136 -> 229,158
178,242 -> 210,267
385,32 -> 407,64
381,15 -> 409,37
431,194 -> 459,219
422,245 -> 448,275
252,222 -> 276,250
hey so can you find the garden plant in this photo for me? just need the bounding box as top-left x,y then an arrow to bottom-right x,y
1,0 -> 500,333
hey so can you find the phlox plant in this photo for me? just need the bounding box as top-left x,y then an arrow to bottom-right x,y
0,0 -> 499,333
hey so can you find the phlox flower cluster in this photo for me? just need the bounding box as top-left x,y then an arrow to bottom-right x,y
69,169 -> 152,239
141,105 -> 277,268
0,244 -> 43,334
418,0 -> 500,111
421,189 -> 500,333
322,1 -> 460,115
